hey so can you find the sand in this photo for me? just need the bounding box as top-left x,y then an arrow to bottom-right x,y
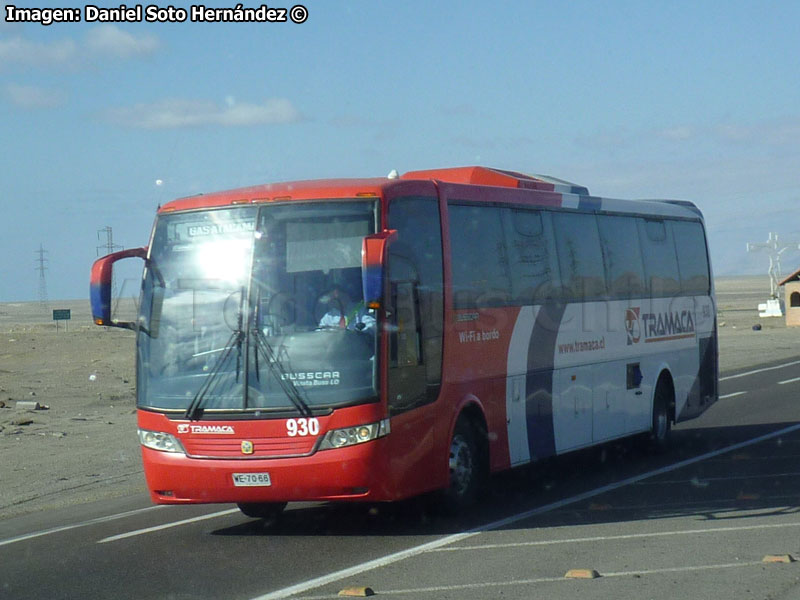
715,276 -> 800,371
0,299 -> 142,519
1,277 -> 798,520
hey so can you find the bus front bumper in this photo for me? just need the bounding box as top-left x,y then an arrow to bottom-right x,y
141,439 -> 392,505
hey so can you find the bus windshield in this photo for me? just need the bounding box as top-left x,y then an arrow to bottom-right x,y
137,201 -> 379,414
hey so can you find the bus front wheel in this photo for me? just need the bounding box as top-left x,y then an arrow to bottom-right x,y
440,418 -> 483,513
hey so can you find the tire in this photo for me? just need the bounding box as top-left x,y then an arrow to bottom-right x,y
648,379 -> 672,452
440,418 -> 483,514
237,502 -> 287,521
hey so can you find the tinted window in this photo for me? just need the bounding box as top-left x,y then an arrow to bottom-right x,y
449,204 -> 510,308
503,208 -> 560,303
387,196 -> 444,412
672,220 -> 710,295
638,218 -> 681,297
552,212 -> 607,301
597,215 -> 646,298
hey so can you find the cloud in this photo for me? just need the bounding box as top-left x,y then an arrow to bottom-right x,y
2,83 -> 66,109
574,127 -> 635,151
105,98 -> 303,129
85,24 -> 159,58
330,114 -> 398,129
0,25 -> 158,69
658,126 -> 695,141
0,36 -> 77,67
589,116 -> 800,151
713,118 -> 800,147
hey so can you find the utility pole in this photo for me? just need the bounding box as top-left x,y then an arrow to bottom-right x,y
35,244 -> 49,313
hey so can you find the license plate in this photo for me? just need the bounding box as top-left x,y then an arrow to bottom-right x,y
232,472 -> 272,487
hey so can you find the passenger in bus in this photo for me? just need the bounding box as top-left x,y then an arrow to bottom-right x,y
318,285 -> 376,332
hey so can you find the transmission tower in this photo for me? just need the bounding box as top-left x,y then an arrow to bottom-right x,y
35,244 -> 49,312
97,226 -> 123,300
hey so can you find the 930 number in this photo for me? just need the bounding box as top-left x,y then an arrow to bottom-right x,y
286,418 -> 319,437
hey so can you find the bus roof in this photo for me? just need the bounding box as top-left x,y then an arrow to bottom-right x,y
159,177 -> 391,213
158,166 -> 699,220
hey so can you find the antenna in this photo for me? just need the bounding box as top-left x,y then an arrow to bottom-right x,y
747,232 -> 800,317
35,244 -> 49,312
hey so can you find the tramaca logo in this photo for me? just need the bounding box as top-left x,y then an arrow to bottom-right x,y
625,307 -> 642,345
625,305 -> 696,345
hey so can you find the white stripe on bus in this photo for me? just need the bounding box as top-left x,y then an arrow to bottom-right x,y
506,306 -> 537,465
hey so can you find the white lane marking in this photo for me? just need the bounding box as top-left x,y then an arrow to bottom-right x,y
635,472 -> 800,485
719,391 -> 747,399
720,359 -> 800,381
0,505 -> 163,548
778,376 -> 800,385
296,562 -> 766,598
428,521 -> 800,552
98,508 -> 240,543
250,422 -> 800,600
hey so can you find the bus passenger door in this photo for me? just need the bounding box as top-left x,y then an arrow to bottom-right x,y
592,363 -> 626,442
386,279 -> 437,495
384,191 -> 445,497
553,366 -> 593,452
506,374 -> 529,466
388,280 -> 427,408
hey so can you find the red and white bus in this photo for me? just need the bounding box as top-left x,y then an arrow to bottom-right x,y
90,166 -> 717,518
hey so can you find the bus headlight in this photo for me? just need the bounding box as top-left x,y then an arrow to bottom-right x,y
318,418 -> 390,450
138,428 -> 186,454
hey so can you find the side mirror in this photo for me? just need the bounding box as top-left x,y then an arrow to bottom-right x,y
90,247 -> 147,329
362,230 -> 397,309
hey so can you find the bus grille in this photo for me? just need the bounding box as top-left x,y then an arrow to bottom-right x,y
182,436 -> 317,459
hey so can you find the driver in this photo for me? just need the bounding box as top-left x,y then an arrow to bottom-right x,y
318,286 -> 376,332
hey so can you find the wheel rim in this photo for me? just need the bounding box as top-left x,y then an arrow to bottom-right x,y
449,434 -> 473,497
654,405 -> 668,440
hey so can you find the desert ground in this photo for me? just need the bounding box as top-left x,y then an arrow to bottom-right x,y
1,276 -> 798,520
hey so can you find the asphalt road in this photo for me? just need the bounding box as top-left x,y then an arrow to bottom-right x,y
3,359 -> 800,600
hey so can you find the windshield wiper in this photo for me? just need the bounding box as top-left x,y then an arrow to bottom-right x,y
251,326 -> 313,417
184,289 -> 246,420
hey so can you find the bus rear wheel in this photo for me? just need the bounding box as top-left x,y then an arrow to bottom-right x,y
237,502 -> 287,521
648,379 -> 672,452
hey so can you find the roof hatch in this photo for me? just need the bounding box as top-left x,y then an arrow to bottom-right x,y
401,166 -> 589,195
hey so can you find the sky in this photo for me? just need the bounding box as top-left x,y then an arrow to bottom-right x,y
1,0 -> 800,302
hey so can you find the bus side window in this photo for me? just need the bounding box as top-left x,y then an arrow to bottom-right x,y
552,212 -> 607,301
597,214 -> 646,299
671,220 -> 710,295
638,218 -> 681,297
